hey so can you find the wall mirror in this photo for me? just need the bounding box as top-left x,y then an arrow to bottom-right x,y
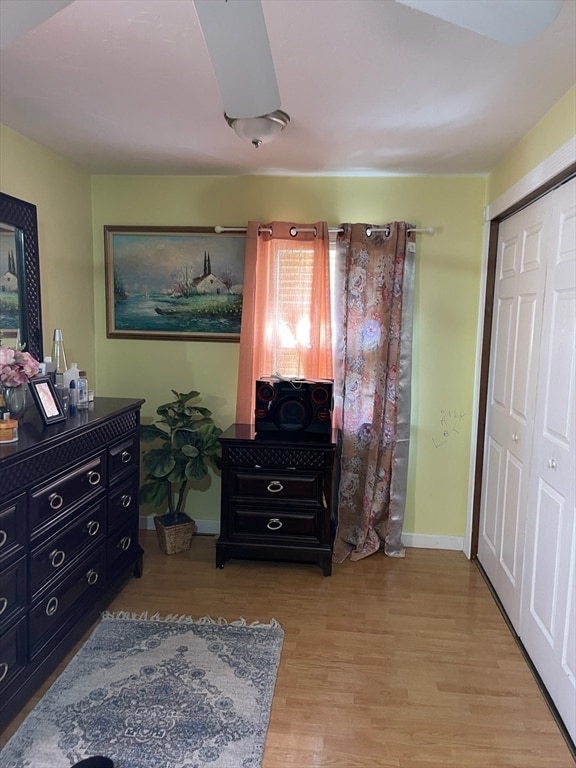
0,192 -> 43,362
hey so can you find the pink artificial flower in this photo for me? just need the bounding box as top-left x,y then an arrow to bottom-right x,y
0,346 -> 41,387
0,347 -> 16,366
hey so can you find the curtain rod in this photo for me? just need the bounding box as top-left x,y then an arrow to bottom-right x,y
214,225 -> 435,236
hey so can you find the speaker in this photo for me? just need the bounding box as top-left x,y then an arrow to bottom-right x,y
255,377 -> 333,439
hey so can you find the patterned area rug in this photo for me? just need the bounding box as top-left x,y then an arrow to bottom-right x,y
1,613 -> 284,768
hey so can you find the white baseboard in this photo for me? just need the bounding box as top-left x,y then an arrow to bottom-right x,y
402,533 -> 464,551
140,516 -> 464,551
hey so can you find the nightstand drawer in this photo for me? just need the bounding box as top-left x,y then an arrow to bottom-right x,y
231,471 -> 322,503
30,501 -> 106,597
30,454 -> 106,536
232,507 -> 320,540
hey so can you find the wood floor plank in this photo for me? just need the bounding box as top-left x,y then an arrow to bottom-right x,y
1,531 -> 574,767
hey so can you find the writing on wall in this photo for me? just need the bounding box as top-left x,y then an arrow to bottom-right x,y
432,409 -> 466,448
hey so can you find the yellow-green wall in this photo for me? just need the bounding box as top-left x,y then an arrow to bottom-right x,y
0,125 -> 95,375
2,79 -> 573,539
90,175 -> 485,534
487,85 -> 576,202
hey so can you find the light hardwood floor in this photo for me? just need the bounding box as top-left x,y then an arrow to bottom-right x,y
2,531 -> 574,767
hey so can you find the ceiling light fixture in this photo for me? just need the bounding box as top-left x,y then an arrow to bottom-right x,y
225,110 -> 290,148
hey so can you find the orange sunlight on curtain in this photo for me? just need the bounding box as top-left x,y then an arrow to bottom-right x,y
235,221 -> 333,424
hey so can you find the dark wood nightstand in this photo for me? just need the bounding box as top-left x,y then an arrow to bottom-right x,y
216,424 -> 339,576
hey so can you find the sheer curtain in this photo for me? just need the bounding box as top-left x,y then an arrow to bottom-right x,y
332,222 -> 416,562
236,221 -> 333,424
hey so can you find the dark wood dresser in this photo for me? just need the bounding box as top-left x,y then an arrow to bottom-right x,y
216,424 -> 339,576
0,397 -> 144,730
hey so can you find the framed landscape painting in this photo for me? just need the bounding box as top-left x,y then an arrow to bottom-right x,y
104,226 -> 245,342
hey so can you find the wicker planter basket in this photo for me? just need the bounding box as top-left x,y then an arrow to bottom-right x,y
154,515 -> 196,555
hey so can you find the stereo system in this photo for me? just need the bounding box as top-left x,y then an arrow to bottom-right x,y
254,377 -> 333,439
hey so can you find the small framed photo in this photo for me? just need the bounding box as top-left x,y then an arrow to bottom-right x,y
29,376 -> 67,425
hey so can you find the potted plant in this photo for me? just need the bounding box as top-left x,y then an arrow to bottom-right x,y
140,389 -> 222,554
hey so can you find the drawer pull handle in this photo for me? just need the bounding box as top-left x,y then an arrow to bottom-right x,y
50,549 -> 66,568
267,481 -> 284,493
121,494 -> 132,508
0,530 -> 6,548
121,450 -> 132,464
0,597 -> 8,616
0,662 -> 8,684
87,520 -> 100,536
86,569 -> 99,586
267,518 -> 283,531
49,493 -> 64,510
87,470 -> 101,486
120,536 -> 131,551
45,596 -> 59,616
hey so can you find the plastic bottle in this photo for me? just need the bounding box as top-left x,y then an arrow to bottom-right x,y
77,371 -> 89,409
43,355 -> 57,384
51,329 -> 68,385
69,379 -> 77,416
63,363 -> 80,390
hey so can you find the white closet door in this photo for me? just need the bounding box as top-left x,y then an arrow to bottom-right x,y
520,177 -> 576,743
477,196 -> 548,631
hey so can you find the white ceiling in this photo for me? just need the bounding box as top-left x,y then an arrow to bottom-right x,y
0,0 -> 574,177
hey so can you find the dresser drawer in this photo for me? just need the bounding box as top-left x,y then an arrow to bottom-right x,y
231,471 -> 322,504
0,556 -> 27,632
108,475 -> 139,531
109,434 -> 139,485
231,507 -> 321,540
107,518 -> 139,576
30,501 -> 106,598
29,547 -> 106,659
0,494 -> 26,566
0,616 -> 27,699
29,454 -> 106,536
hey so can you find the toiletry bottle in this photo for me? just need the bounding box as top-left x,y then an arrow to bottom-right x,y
69,379 -> 77,416
43,355 -> 57,384
51,329 -> 68,386
63,362 -> 80,390
77,371 -> 89,409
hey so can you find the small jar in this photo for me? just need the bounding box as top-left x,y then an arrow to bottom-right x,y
0,418 -> 18,443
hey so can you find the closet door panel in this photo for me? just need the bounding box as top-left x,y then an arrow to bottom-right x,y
478,197 -> 547,631
480,438 -> 502,554
520,178 -> 576,743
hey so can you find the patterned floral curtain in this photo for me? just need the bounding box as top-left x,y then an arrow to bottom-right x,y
332,222 -> 416,562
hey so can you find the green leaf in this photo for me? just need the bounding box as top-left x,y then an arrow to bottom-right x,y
167,464 -> 188,483
172,426 -> 201,451
185,455 -> 209,481
139,480 -> 169,507
143,447 -> 176,478
184,405 -> 213,420
140,424 -> 170,442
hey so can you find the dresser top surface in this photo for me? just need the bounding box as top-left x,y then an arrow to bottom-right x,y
0,397 -> 145,463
